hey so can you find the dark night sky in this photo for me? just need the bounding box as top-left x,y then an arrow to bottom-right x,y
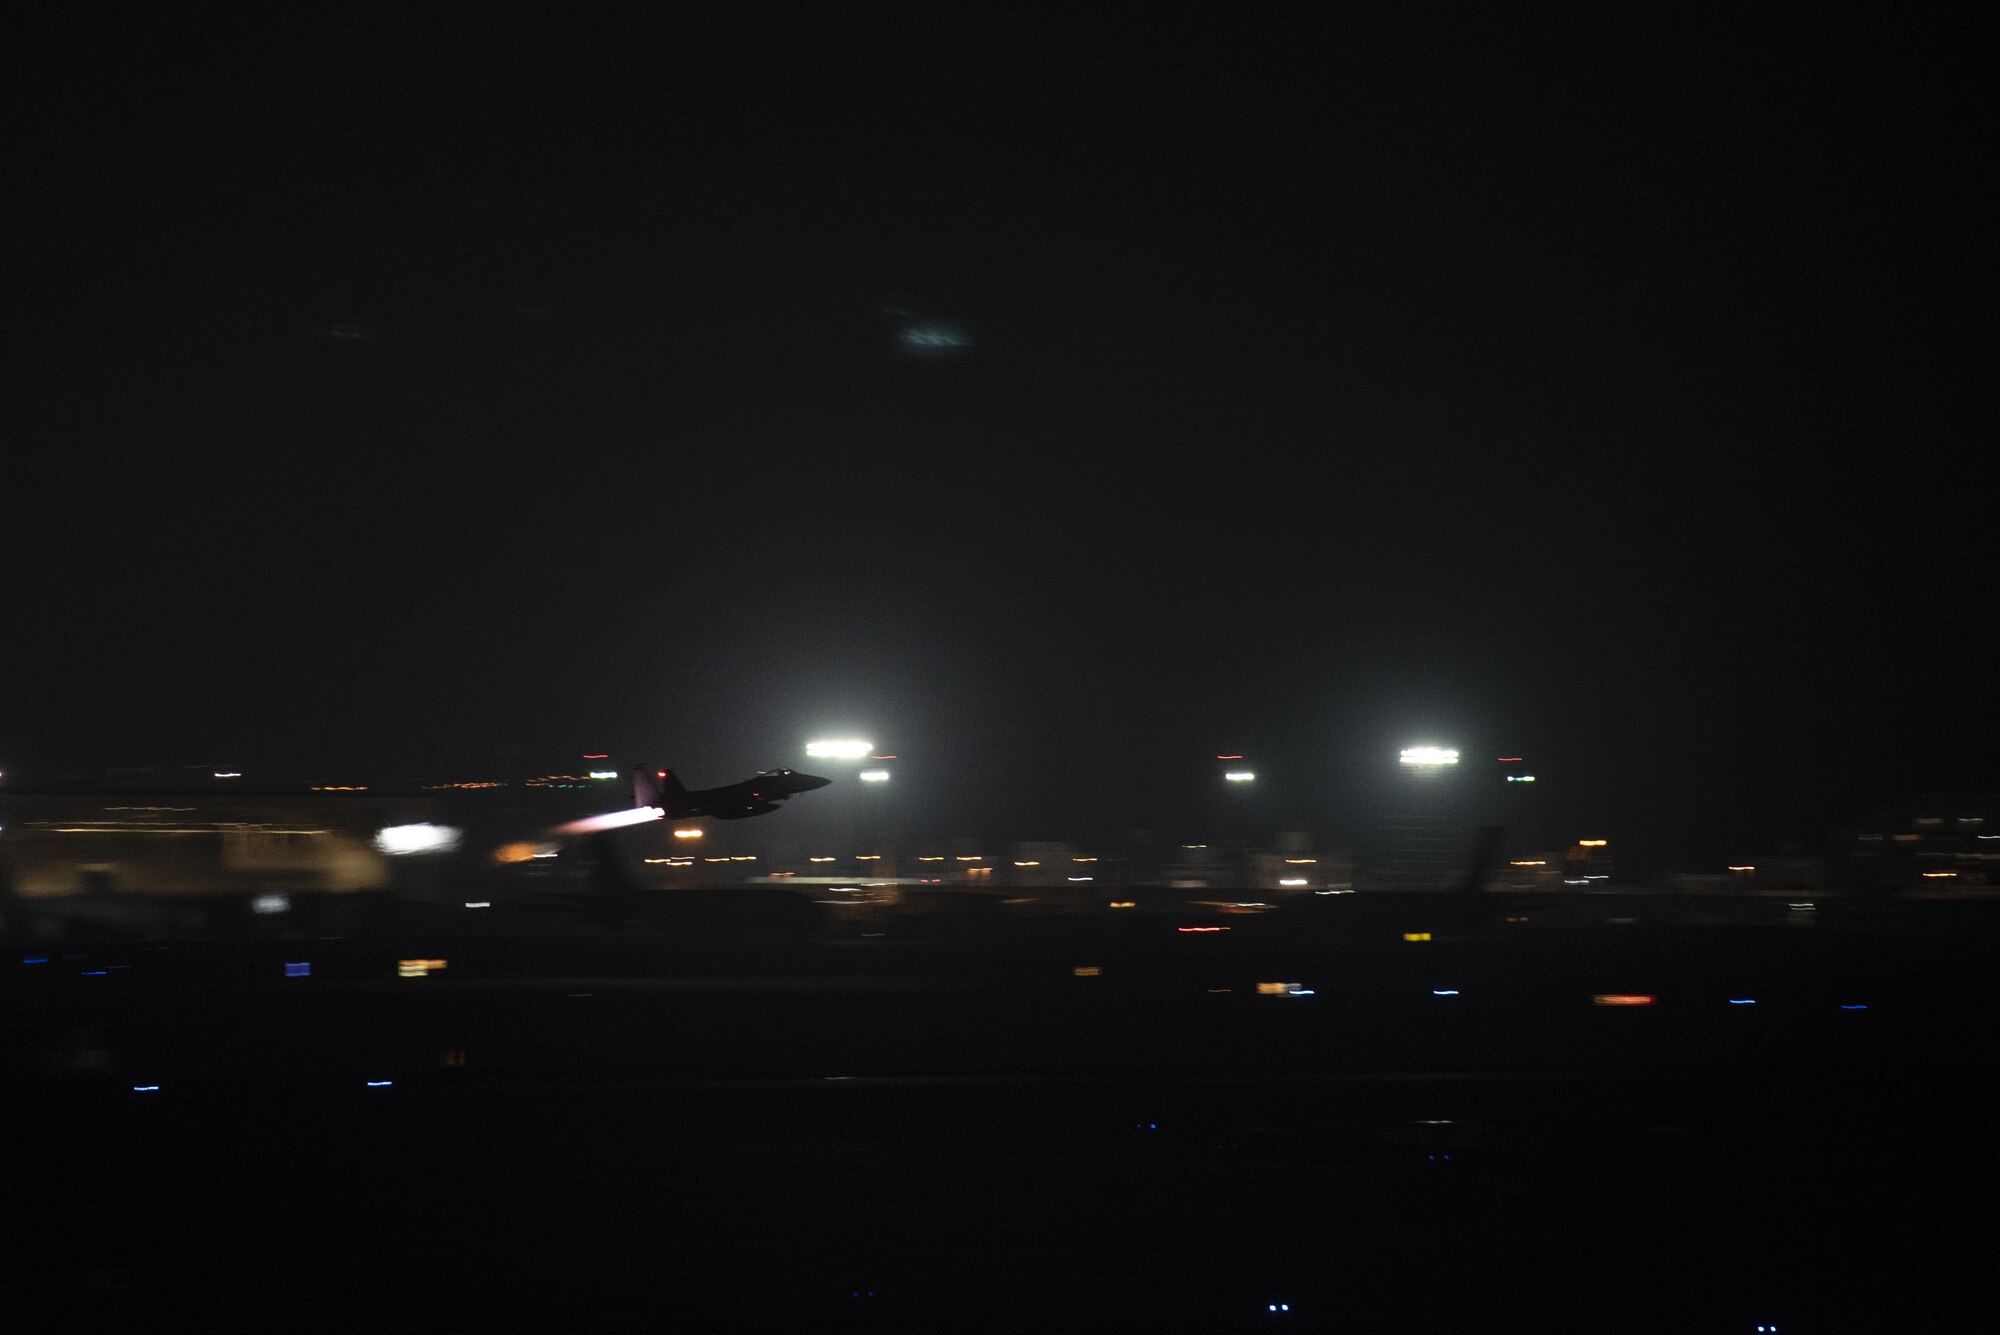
4,6 -> 1989,868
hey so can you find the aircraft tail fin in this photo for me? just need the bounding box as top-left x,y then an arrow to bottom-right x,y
634,767 -> 687,809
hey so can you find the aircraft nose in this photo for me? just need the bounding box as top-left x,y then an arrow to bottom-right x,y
796,771 -> 833,790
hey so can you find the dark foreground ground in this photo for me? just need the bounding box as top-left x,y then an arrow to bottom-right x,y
4,895 -> 1993,1332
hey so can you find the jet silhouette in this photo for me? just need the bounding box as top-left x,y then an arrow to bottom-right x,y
634,767 -> 832,821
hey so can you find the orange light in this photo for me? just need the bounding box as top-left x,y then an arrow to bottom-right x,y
582,754 -> 608,759
1402,932 -> 1431,942
1254,982 -> 1290,995
1108,901 -> 1137,909
1072,966 -> 1101,977
672,828 -> 703,839
1593,994 -> 1655,1006
493,842 -> 538,864
1579,839 -> 1608,848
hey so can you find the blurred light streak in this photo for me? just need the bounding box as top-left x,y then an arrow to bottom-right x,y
1578,839 -> 1608,847
858,770 -> 891,782
1178,926 -> 1228,933
1402,932 -> 1431,942
1223,771 -> 1255,782
805,740 -> 873,759
1278,878 -> 1308,886
1399,747 -> 1458,765
1593,994 -> 1655,1006
285,962 -> 310,977
1072,967 -> 1101,977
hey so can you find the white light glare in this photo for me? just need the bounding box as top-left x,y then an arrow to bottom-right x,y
1223,771 -> 1255,782
587,770 -> 617,780
1278,878 -> 1308,886
858,770 -> 891,782
1399,747 -> 1459,765
805,739 -> 873,759
374,823 -> 464,856
1506,775 -> 1536,782
250,893 -> 290,915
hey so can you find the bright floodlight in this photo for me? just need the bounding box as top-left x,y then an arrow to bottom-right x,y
806,739 -> 874,760
553,806 -> 665,836
374,823 -> 463,856
1399,747 -> 1459,766
1224,771 -> 1255,782
858,769 -> 891,782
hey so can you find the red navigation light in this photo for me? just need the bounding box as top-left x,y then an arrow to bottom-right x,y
1593,994 -> 1656,1006
1177,926 -> 1229,933
1216,755 -> 1243,760
1497,757 -> 1522,762
871,755 -> 897,759
583,754 -> 608,759
657,770 -> 667,778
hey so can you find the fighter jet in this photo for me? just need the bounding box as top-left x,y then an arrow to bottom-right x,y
634,766 -> 832,821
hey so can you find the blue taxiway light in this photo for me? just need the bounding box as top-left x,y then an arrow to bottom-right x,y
285,963 -> 311,977
22,957 -> 48,964
80,970 -> 108,976
1840,1004 -> 1868,1010
132,1085 -> 160,1093
1728,999 -> 1756,1005
365,1080 -> 393,1087
1432,989 -> 1460,996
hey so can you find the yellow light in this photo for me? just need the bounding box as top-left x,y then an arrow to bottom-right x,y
1254,982 -> 1289,995
672,827 -> 704,839
917,856 -> 945,862
1072,857 -> 1098,862
1013,860 -> 1040,867
1072,966 -> 1101,977
1728,865 -> 1755,872
1108,901 -> 1136,909
967,867 -> 991,874
1509,860 -> 1547,866
704,857 -> 729,863
398,958 -> 447,977
731,855 -> 755,861
1579,839 -> 1608,847
1402,932 -> 1431,942
856,854 -> 881,860
955,855 -> 981,861
1283,858 -> 1316,864
810,856 -> 836,863
1922,871 -> 1958,878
